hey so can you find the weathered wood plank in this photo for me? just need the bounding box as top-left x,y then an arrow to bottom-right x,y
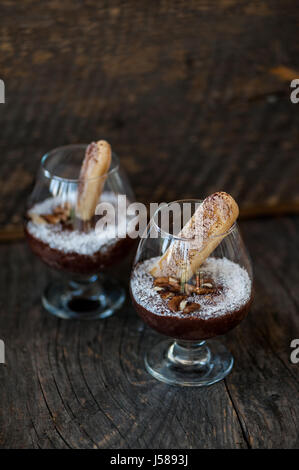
0,216 -> 298,448
0,0 -> 299,234
1,0 -> 299,449
223,216 -> 299,448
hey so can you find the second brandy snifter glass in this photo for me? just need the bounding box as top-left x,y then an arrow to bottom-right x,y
130,200 -> 253,387
25,144 -> 136,320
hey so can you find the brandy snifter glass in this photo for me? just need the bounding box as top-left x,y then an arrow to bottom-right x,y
130,200 -> 253,387
25,144 -> 136,320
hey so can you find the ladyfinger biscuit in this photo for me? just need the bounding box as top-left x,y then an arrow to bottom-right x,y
76,140 -> 112,221
150,192 -> 239,280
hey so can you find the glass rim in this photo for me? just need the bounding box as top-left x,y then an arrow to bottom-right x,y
41,143 -> 120,183
151,199 -> 237,242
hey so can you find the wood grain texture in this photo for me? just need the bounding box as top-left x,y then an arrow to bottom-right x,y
0,0 -> 299,449
0,0 -> 299,237
0,216 -> 298,449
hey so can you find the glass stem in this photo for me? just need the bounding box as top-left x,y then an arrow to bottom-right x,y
167,340 -> 211,367
68,274 -> 99,295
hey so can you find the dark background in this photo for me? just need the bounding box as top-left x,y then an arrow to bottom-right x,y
1,0 -> 299,238
0,0 -> 298,449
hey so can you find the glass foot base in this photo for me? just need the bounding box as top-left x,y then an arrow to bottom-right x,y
42,274 -> 125,320
145,338 -> 234,387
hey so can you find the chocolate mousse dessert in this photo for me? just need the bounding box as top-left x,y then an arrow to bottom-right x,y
131,256 -> 252,340
25,140 -> 135,275
130,192 -> 253,341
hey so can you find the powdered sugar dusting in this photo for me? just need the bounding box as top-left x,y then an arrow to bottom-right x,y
27,193 -> 131,255
131,257 -> 252,320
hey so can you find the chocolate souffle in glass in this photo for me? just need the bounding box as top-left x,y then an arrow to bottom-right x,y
130,194 -> 253,386
25,142 -> 136,320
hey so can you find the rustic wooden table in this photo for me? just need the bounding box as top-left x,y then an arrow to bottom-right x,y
0,1 -> 298,449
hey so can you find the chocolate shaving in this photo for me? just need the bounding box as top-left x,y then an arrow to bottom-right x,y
167,295 -> 187,312
29,203 -> 72,226
160,291 -> 175,300
153,276 -> 181,293
183,302 -> 200,314
185,283 -> 216,295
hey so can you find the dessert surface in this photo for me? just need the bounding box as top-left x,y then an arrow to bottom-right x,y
25,191 -> 135,274
131,256 -> 252,340
26,193 -> 127,256
131,256 -> 251,320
